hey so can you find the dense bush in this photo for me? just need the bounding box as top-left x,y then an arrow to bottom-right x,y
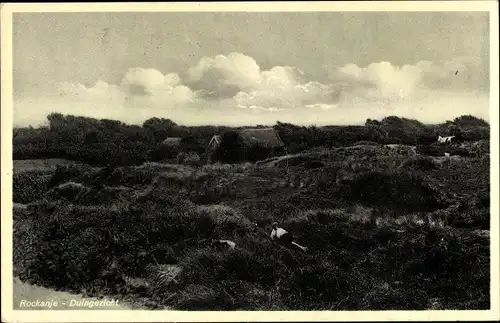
46,182 -> 91,202
14,114 -> 229,166
13,205 -> 37,277
453,115 -> 489,128
399,156 -> 439,172
338,170 -> 449,213
13,156 -> 490,310
352,140 -> 381,146
13,171 -> 51,204
20,180 -> 261,292
416,144 -> 445,156
47,164 -> 95,188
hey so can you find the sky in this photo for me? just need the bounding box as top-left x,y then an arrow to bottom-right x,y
12,11 -> 490,127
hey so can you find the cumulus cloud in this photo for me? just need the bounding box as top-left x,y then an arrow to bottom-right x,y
120,68 -> 196,104
188,53 -> 342,111
56,68 -> 196,109
121,68 -> 170,95
332,57 -> 486,101
336,62 -> 423,99
57,80 -> 126,103
13,52 -> 489,127
234,80 -> 341,111
187,52 -> 263,98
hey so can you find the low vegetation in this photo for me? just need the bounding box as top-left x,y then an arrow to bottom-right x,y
12,114 -> 490,310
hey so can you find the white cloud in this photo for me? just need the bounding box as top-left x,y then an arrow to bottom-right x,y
187,53 -> 339,111
57,80 -> 125,101
13,52 -> 489,127
188,53 -> 339,111
416,57 -> 469,79
120,68 -> 168,95
188,52 -> 263,91
336,61 -> 424,99
334,58 -> 485,101
119,68 -> 194,104
305,103 -> 338,111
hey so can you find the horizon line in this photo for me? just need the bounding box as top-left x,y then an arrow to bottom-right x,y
12,112 -> 490,129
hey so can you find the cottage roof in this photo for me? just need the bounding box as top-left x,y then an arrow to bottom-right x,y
208,135 -> 221,146
161,137 -> 182,146
238,128 -> 285,148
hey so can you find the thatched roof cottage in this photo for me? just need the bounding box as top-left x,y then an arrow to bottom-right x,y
161,137 -> 183,147
238,128 -> 285,148
206,128 -> 286,163
159,137 -> 183,160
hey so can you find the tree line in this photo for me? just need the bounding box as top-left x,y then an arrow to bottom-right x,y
13,112 -> 490,166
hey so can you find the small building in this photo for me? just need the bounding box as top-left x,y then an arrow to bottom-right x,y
239,128 -> 285,150
206,128 -> 286,164
161,137 -> 183,147
160,137 -> 183,159
205,135 -> 222,164
206,135 -> 221,153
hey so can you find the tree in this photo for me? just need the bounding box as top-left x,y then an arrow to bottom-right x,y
47,112 -> 65,131
453,115 -> 489,128
142,118 -> 177,142
365,118 -> 381,126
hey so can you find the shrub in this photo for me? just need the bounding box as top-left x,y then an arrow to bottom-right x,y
338,171 -> 448,213
177,247 -> 277,297
17,192 -> 490,310
175,284 -> 220,310
195,205 -> 257,238
449,208 -> 489,230
447,146 -> 471,157
146,263 -> 182,299
13,215 -> 37,278
23,204 -> 122,290
13,171 -> 51,204
352,140 -> 380,146
22,186 -> 199,290
399,156 -> 438,172
46,182 -> 91,202
47,164 -> 94,188
453,115 -> 489,128
416,144 -> 445,156
75,185 -> 133,206
462,127 -> 489,142
179,152 -> 201,166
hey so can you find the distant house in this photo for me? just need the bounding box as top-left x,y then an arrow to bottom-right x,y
239,128 -> 285,150
206,128 -> 286,164
206,135 -> 221,152
437,135 -> 455,144
204,135 -> 222,164
161,137 -> 183,147
160,137 -> 183,159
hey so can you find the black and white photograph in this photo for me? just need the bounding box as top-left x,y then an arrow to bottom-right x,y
1,2 -> 499,322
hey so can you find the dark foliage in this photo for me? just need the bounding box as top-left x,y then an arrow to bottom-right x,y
14,114 -> 489,166
338,171 -> 449,213
400,156 -> 439,172
12,113 -> 491,310
212,131 -> 246,163
13,171 -> 52,204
